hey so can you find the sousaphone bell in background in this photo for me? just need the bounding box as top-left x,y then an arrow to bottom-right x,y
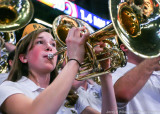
110,0 -> 160,58
0,0 -> 34,73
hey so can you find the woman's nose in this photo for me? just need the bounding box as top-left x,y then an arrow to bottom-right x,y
45,43 -> 52,51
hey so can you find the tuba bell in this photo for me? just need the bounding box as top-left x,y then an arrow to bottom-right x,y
0,0 -> 34,73
52,15 -> 127,81
110,0 -> 160,58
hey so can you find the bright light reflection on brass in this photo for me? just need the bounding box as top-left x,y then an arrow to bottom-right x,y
118,2 -> 140,37
0,0 -> 34,73
52,15 -> 127,81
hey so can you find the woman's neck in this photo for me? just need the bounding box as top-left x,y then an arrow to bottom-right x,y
28,71 -> 50,88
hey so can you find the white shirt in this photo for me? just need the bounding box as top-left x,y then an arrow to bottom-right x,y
0,73 -> 8,84
112,62 -> 160,114
0,76 -> 77,114
112,62 -> 136,84
75,82 -> 102,114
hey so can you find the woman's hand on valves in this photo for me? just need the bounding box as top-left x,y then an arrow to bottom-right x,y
94,41 -> 110,70
66,27 -> 89,64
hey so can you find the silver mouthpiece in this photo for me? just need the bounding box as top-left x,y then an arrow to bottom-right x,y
48,53 -> 54,59
47,47 -> 67,59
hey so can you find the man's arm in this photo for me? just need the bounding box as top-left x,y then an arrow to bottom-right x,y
0,37 -> 16,53
114,57 -> 160,103
4,42 -> 16,52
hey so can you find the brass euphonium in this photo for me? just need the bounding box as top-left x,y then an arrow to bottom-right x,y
52,15 -> 127,81
52,0 -> 160,81
0,0 -> 34,73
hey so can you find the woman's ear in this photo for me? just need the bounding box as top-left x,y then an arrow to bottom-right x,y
120,44 -> 128,52
19,54 -> 28,63
8,60 -> 13,67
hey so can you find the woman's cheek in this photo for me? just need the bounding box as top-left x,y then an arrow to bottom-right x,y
28,47 -> 42,63
53,55 -> 58,67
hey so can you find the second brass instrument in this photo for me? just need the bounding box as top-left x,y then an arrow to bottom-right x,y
52,15 -> 127,81
0,0 -> 34,73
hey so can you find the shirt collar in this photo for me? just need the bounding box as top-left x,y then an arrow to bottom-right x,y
152,71 -> 160,76
87,82 -> 94,90
17,76 -> 44,92
77,82 -> 94,92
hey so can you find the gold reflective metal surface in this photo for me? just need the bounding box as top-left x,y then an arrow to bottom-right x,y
118,2 -> 140,37
109,0 -> 160,58
0,0 -> 34,32
53,15 -> 94,47
0,0 -> 34,73
52,15 -> 127,81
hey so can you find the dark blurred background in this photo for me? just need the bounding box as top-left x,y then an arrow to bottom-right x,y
15,0 -> 110,42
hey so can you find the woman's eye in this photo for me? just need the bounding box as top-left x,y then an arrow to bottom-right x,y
51,43 -> 56,47
37,41 -> 43,44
